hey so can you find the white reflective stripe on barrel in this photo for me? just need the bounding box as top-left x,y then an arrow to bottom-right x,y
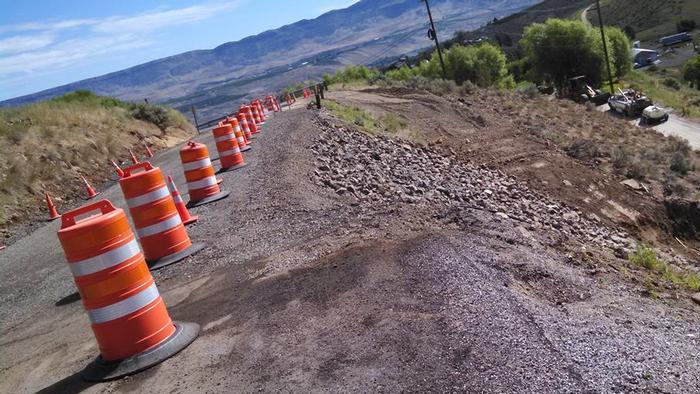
69,239 -> 141,277
182,158 -> 212,172
187,175 -> 217,190
126,186 -> 169,208
172,193 -> 184,204
215,134 -> 236,143
87,282 -> 159,324
220,148 -> 241,157
234,126 -> 241,133
135,214 -> 182,238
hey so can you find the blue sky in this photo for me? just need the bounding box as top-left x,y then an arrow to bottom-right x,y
0,0 -> 359,100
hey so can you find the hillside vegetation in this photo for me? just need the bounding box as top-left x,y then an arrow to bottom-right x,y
0,91 -> 195,232
591,0 -> 700,41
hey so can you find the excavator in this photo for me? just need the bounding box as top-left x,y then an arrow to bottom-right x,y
562,75 -> 611,106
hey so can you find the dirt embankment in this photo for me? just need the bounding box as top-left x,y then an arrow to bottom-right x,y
0,94 -> 195,241
328,87 -> 700,268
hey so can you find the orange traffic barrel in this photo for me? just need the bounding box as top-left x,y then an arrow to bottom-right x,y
212,123 -> 246,171
240,106 -> 259,135
251,101 -> 265,125
57,199 -> 199,382
237,113 -> 254,142
180,141 -> 230,207
226,117 -> 250,152
119,162 -> 204,269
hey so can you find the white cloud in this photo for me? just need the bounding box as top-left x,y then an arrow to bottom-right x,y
0,34 -> 55,55
0,1 -> 241,89
0,19 -> 99,33
93,2 -> 240,34
0,34 -> 154,75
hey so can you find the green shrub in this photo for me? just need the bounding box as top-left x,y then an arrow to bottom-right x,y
663,78 -> 681,90
629,244 -> 700,292
566,138 -> 599,160
630,244 -> 662,270
130,103 -> 170,130
670,152 -> 691,175
684,55 -> 700,89
611,145 -> 629,169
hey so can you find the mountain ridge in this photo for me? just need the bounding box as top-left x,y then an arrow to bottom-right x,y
1,0 -> 538,117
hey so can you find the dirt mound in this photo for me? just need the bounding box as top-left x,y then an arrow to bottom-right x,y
311,111 -> 634,252
327,87 -> 698,264
0,93 -> 195,241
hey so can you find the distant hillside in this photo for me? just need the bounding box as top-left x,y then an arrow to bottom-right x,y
449,0 -> 591,50
0,91 -> 194,229
588,0 -> 700,42
0,0 -> 538,122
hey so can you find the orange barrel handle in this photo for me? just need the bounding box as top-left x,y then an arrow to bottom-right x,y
123,161 -> 155,177
61,199 -> 118,228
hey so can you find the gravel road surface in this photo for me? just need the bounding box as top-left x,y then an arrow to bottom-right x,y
1,105 -> 699,393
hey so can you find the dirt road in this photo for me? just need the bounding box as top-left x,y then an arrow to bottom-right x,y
1,99 -> 700,393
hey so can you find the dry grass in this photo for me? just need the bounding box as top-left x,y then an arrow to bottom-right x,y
498,91 -> 700,201
0,92 -> 195,229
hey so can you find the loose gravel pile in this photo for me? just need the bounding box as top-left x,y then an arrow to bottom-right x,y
311,112 -> 635,253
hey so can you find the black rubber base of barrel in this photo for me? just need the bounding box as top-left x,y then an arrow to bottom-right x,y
148,242 -> 206,271
241,146 -> 252,152
211,156 -> 220,162
216,162 -> 247,174
186,190 -> 230,208
81,321 -> 200,382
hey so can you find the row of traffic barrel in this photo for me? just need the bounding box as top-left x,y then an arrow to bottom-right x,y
53,96 -> 280,382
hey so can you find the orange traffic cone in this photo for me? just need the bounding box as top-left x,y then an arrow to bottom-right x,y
45,191 -> 60,221
167,175 -> 198,225
80,175 -> 100,199
144,143 -> 154,158
111,160 -> 125,178
129,149 -> 139,164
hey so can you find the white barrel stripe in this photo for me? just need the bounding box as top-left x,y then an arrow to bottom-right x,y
126,186 -> 169,208
187,176 -> 217,190
182,158 -> 212,172
69,239 -> 141,277
237,137 -> 246,144
220,148 -> 241,157
88,282 -> 159,324
136,214 -> 182,238
215,134 -> 236,143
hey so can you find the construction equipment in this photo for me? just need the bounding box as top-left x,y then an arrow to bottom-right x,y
608,88 -> 653,117
563,76 -> 611,105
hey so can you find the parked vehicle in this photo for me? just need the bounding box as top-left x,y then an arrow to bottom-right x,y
562,76 -> 610,105
659,32 -> 692,47
608,89 -> 652,117
641,105 -> 669,124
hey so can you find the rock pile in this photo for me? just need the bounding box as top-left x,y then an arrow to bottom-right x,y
311,113 -> 634,252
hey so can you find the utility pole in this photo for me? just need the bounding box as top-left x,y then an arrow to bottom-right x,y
595,0 -> 615,94
422,0 -> 447,80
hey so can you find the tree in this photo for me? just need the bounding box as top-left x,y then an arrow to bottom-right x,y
623,25 -> 636,40
605,26 -> 632,79
683,55 -> 700,89
422,43 -> 513,88
521,19 -> 603,92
